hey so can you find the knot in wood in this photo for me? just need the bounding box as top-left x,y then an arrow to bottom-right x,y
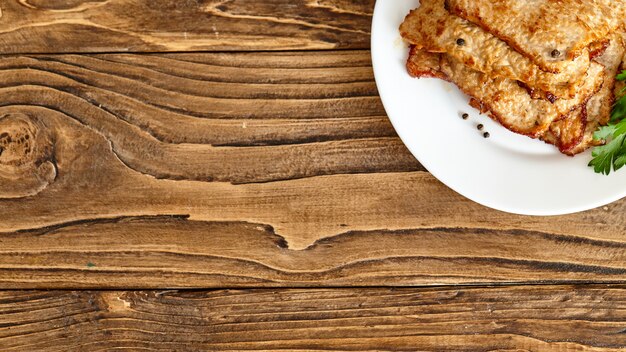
0,112 -> 57,198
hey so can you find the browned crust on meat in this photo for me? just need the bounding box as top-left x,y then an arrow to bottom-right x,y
548,106 -> 588,155
516,81 -> 558,102
406,46 -> 447,79
555,94 -> 597,123
590,40 -> 611,61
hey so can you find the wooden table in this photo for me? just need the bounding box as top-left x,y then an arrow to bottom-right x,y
1,1 -> 626,350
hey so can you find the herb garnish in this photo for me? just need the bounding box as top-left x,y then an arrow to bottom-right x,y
589,70 -> 626,175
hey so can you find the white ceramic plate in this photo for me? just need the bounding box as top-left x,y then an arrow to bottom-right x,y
371,0 -> 626,216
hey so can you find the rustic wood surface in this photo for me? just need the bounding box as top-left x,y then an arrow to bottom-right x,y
1,51 -> 626,289
2,286 -> 626,351
2,0 -> 626,350
0,0 -> 373,53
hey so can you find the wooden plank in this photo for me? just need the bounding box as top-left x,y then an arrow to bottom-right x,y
0,0 -> 373,54
1,51 -> 626,288
0,51 -> 415,187
4,211 -> 626,288
1,286 -> 626,351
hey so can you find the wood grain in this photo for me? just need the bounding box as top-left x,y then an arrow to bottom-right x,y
0,51 -> 416,187
4,214 -> 626,288
1,286 -> 626,351
5,1 -> 624,350
0,0 -> 373,54
1,51 -> 626,288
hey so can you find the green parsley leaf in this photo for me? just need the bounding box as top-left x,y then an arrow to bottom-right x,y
615,118 -> 626,136
611,94 -> 626,123
593,124 -> 617,141
589,71 -> 626,175
615,152 -> 626,172
589,134 -> 626,175
594,102 -> 626,142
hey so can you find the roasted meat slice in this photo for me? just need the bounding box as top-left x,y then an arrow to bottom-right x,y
400,0 -> 591,99
446,0 -> 621,73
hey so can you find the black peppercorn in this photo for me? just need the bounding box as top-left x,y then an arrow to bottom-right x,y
483,132 -> 490,138
477,124 -> 484,130
456,38 -> 466,46
551,49 -> 561,58
462,113 -> 469,120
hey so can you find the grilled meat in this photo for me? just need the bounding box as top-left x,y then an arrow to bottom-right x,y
400,0 -> 591,99
446,0 -> 620,73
